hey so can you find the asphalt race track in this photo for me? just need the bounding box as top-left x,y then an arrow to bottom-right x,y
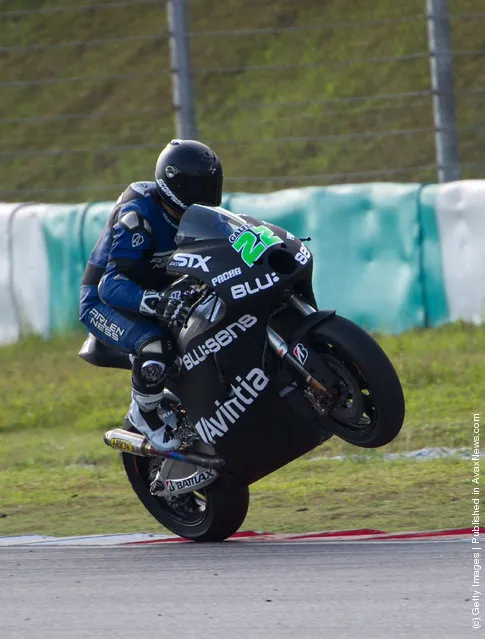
0,540 -> 473,638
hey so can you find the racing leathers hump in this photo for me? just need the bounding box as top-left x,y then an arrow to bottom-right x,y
79,181 -> 179,323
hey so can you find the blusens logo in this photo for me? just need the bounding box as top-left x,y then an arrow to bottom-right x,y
231,273 -> 279,299
183,314 -> 257,370
195,367 -> 269,445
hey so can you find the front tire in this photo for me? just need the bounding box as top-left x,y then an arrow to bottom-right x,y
309,314 -> 405,448
122,452 -> 250,541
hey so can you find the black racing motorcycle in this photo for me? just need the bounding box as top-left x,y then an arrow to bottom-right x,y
79,204 -> 405,541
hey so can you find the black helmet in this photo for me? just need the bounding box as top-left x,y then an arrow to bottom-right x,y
155,139 -> 223,214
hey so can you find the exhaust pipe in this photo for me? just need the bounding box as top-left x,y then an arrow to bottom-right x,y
104,428 -> 225,469
104,428 -> 153,456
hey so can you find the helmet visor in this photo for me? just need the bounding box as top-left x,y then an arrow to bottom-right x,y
187,173 -> 223,207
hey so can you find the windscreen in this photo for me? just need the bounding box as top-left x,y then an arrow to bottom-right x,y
175,204 -> 250,245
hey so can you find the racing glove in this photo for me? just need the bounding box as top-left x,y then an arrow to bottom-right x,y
139,286 -> 199,328
159,288 -> 198,328
139,289 -> 164,316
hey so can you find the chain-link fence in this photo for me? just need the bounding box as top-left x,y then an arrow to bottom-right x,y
0,0 -> 484,202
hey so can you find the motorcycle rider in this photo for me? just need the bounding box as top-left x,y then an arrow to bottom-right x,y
79,139 -> 224,451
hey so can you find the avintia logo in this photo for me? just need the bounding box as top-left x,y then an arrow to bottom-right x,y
231,272 -> 279,299
195,368 -> 269,445
183,314 -> 257,371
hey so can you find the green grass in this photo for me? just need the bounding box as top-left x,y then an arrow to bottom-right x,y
0,457 -> 470,537
0,0 -> 484,201
0,322 -> 481,536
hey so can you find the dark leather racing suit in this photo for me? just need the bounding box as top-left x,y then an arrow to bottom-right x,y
79,181 -> 181,417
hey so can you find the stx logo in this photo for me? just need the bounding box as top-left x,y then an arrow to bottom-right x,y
195,368 -> 269,445
169,253 -> 212,272
183,314 -> 257,370
231,272 -> 280,299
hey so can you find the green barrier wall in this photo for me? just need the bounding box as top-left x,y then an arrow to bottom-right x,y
39,183 -> 448,335
40,204 -> 85,333
41,201 -> 117,333
417,185 -> 449,327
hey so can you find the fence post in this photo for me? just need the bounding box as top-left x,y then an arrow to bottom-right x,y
426,0 -> 460,182
167,0 -> 198,140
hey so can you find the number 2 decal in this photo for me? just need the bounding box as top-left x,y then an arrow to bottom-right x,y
231,225 -> 283,267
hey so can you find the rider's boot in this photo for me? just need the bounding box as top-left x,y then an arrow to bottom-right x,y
127,354 -> 181,452
127,396 -> 180,452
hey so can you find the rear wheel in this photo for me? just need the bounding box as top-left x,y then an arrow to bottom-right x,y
122,451 -> 250,541
307,315 -> 405,448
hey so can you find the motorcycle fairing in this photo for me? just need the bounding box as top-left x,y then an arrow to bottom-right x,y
163,206 -> 326,485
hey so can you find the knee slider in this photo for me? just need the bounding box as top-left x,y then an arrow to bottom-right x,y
132,337 -> 175,394
132,356 -> 166,394
140,359 -> 167,384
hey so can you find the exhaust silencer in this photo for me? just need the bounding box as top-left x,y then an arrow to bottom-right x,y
104,428 -> 154,457
104,428 -> 225,469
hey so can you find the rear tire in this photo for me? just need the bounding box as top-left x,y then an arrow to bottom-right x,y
122,452 -> 250,541
309,314 -> 405,448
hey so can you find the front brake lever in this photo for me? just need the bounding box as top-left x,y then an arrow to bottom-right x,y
182,286 -> 213,328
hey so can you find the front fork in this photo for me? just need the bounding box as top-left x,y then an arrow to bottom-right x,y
266,294 -> 338,393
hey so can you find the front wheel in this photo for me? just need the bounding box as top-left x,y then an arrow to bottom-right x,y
307,314 -> 405,448
122,452 -> 250,541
